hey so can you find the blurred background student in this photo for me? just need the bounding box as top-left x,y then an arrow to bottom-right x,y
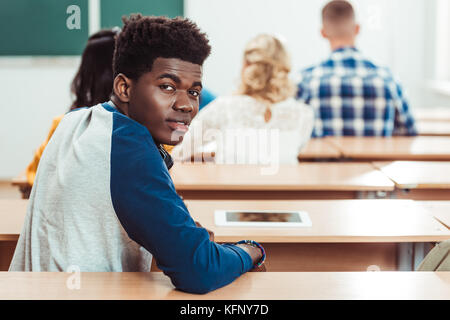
296,0 -> 417,137
21,29 -> 118,198
173,34 -> 314,164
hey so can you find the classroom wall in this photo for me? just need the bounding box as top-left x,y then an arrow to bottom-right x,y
0,58 -> 79,179
0,0 -> 449,179
185,0 -> 450,107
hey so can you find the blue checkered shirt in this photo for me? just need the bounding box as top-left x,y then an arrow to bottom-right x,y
296,47 -> 417,137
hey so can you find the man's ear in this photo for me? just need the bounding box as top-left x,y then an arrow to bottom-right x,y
113,73 -> 132,103
320,27 -> 328,39
354,23 -> 360,36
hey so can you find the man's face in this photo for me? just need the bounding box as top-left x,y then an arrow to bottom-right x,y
127,57 -> 202,145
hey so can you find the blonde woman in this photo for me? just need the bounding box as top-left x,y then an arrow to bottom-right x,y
173,34 -> 314,165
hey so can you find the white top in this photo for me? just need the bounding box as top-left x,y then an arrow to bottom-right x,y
173,95 -> 314,165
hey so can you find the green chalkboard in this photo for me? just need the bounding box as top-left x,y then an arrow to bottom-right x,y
100,0 -> 184,29
0,0 -> 184,56
0,0 -> 89,55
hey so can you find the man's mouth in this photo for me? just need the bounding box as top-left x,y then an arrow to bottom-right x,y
166,119 -> 190,133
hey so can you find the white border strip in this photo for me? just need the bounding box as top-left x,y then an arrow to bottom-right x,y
88,0 -> 101,35
435,0 -> 449,81
0,56 -> 80,68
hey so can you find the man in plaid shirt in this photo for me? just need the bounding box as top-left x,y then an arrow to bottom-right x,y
296,0 -> 417,137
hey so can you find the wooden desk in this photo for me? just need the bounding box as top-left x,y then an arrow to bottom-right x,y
11,171 -> 27,188
327,136 -> 450,161
186,199 -> 450,271
186,199 -> 449,243
3,199 -> 449,271
0,199 -> 27,270
11,171 -> 30,199
170,163 -> 395,200
374,161 -> 450,200
414,107 -> 450,122
0,199 -> 27,242
297,138 -> 342,161
1,272 -> 449,300
417,120 -> 450,136
415,201 -> 450,229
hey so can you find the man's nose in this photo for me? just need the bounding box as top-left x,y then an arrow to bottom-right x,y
172,92 -> 194,113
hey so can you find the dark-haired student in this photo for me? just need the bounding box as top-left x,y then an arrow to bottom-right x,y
296,0 -> 417,137
9,15 -> 265,294
23,29 -> 119,198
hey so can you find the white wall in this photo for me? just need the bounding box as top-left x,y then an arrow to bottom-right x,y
0,0 -> 449,179
0,58 -> 79,179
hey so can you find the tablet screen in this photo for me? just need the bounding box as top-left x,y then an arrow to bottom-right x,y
225,211 -> 302,223
215,210 -> 312,227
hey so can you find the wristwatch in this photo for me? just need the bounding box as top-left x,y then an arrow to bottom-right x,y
235,240 -> 266,268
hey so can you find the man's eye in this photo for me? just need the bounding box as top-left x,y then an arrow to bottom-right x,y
189,90 -> 200,97
160,84 -> 175,91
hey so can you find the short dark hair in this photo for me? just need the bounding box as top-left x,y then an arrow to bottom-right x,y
71,29 -> 118,110
322,0 -> 355,24
113,14 -> 211,80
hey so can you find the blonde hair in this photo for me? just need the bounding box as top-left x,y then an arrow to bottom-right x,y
238,34 -> 295,104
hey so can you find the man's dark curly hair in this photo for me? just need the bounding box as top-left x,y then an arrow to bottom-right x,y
113,14 -> 211,80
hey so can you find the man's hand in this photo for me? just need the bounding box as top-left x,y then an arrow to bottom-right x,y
249,264 -> 267,272
195,221 -> 214,242
235,244 -> 266,272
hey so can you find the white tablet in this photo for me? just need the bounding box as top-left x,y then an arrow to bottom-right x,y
214,210 -> 312,227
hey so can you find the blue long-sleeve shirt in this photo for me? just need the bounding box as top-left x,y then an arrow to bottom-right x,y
9,102 -> 253,294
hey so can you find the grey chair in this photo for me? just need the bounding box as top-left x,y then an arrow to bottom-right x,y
417,239 -> 450,271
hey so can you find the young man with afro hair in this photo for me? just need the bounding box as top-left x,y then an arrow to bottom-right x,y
10,15 -> 264,294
